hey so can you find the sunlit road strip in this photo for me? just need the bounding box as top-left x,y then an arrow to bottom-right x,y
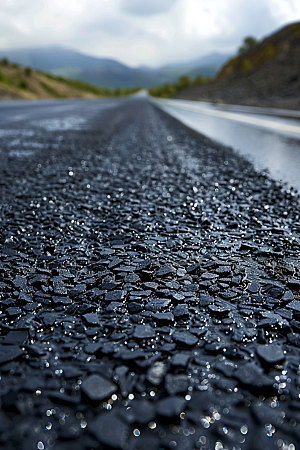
150,97 -> 300,138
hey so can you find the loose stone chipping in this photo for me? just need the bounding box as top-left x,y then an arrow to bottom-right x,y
0,98 -> 300,449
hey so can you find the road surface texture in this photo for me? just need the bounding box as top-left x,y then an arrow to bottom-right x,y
151,98 -> 300,191
1,96 -> 300,450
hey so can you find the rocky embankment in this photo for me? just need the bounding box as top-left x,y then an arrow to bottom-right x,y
175,22 -> 300,110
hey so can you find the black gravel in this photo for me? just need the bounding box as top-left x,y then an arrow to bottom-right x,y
1,97 -> 300,450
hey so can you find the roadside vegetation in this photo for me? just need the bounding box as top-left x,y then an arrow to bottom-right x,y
238,36 -> 259,54
42,72 -> 141,97
148,73 -> 212,98
217,23 -> 300,81
0,58 -> 141,100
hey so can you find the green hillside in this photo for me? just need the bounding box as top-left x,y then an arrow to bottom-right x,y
0,58 -> 140,101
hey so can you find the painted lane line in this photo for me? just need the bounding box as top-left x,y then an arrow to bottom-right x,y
151,98 -> 300,137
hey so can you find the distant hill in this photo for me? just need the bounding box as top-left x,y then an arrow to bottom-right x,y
158,52 -> 232,80
0,46 -> 127,72
0,59 -> 139,101
0,46 -> 230,89
174,22 -> 300,109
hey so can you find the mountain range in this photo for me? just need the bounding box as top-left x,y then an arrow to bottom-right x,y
0,46 -> 231,89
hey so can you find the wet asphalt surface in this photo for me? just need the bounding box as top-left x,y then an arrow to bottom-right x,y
151,98 -> 300,191
1,96 -> 300,450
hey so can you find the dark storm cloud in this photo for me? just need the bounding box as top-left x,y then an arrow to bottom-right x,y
121,0 -> 178,16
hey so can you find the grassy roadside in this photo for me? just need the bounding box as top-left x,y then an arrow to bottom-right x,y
0,58 -> 141,101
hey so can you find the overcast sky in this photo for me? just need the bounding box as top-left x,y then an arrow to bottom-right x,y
1,0 -> 300,67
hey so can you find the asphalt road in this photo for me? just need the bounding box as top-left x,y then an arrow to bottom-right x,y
151,97 -> 300,191
1,96 -> 300,450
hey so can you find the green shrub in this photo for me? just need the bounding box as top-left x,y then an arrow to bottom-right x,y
149,72 -> 212,98
149,83 -> 177,98
18,79 -> 28,89
25,67 -> 32,77
176,75 -> 192,90
227,56 -> 238,66
264,43 -> 276,60
0,71 -> 10,85
289,24 -> 300,36
1,58 -> 9,66
238,36 -> 259,54
240,58 -> 253,73
194,75 -> 212,85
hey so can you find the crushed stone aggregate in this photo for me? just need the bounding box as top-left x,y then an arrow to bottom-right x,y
0,97 -> 300,449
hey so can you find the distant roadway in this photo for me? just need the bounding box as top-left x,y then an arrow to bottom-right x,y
1,93 -> 300,190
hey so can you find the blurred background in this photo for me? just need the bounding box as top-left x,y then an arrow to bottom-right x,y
0,0 -> 299,107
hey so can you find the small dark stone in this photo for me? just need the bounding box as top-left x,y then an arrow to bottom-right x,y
199,294 -> 214,306
128,302 -> 143,314
133,324 -> 156,339
84,342 -> 103,355
287,279 -> 300,291
105,290 -> 127,302
171,353 -> 190,368
43,313 -> 56,326
215,266 -> 231,275
81,374 -> 117,401
248,280 -> 260,293
13,275 -> 27,289
69,283 -> 86,297
173,331 -> 198,347
146,361 -> 166,385
282,290 -> 294,301
145,298 -> 171,311
214,359 -> 237,377
89,410 -> 129,449
256,343 -> 285,365
152,312 -> 174,323
131,400 -> 156,425
3,330 -> 28,346
234,363 -> 273,388
83,313 -> 100,326
287,332 -> 300,346
165,374 -> 189,395
53,282 -> 68,295
18,292 -> 33,303
6,307 -> 22,318
52,296 -> 72,305
287,300 -> 300,313
124,273 -> 140,283
0,345 -> 24,364
208,303 -> 231,317
156,396 -> 186,418
173,304 -> 189,319
156,265 -> 176,277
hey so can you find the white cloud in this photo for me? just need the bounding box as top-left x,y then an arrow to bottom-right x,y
0,0 -> 299,66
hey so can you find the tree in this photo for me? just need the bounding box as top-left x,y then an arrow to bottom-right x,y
176,75 -> 191,90
238,36 -> 259,54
